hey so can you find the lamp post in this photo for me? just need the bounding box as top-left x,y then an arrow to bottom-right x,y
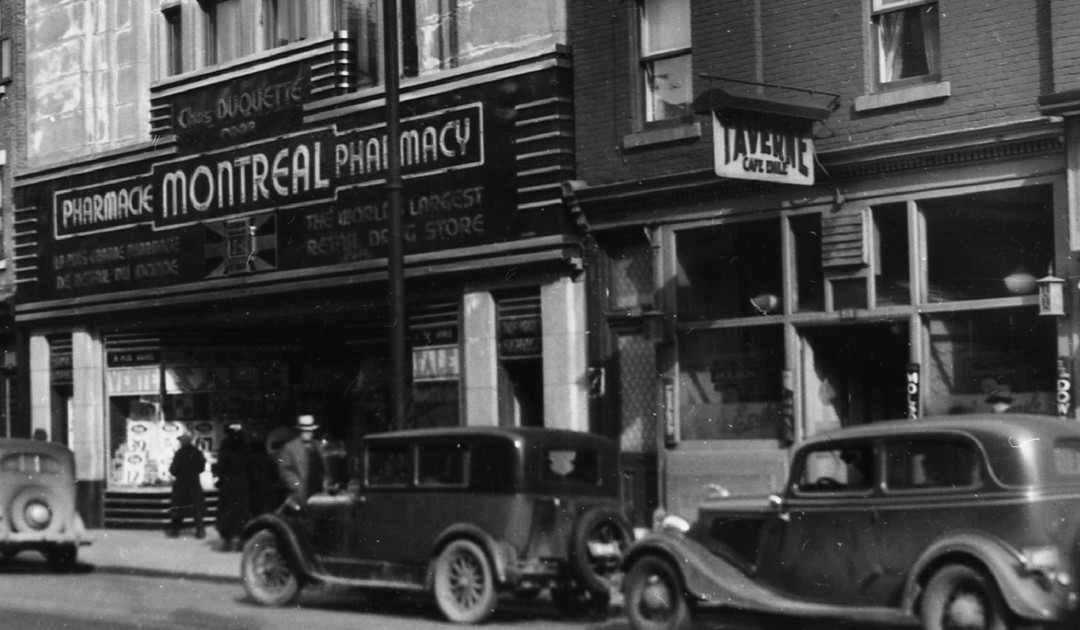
384,0 -> 408,429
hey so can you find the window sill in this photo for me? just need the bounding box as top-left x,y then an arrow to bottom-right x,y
622,122 -> 702,151
854,81 -> 951,113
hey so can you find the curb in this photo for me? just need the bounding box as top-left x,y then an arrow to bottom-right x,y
88,563 -> 239,585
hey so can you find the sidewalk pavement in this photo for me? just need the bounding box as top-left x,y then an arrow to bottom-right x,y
80,528 -> 241,584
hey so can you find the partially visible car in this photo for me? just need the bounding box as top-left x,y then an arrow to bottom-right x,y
241,426 -> 632,623
0,438 -> 92,571
622,414 -> 1080,630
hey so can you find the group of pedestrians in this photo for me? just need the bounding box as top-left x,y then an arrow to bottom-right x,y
167,414 -> 325,550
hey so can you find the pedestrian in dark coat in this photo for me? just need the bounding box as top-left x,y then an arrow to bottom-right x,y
167,433 -> 207,538
213,424 -> 251,551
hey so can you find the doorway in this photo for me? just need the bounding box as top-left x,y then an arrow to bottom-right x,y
801,322 -> 910,436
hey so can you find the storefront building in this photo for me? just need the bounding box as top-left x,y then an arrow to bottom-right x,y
14,1 -> 583,526
569,0 -> 1079,520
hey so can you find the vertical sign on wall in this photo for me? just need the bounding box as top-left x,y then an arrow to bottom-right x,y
906,363 -> 920,420
663,378 -> 677,447
1057,358 -> 1072,419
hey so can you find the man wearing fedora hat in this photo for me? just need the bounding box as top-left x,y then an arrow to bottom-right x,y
167,433 -> 207,538
276,414 -> 326,509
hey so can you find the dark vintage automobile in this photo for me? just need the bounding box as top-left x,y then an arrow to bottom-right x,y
622,414 -> 1080,630
240,426 -> 632,623
0,438 -> 91,571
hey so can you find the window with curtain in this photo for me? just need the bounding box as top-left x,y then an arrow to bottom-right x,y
639,0 -> 692,122
872,0 -> 939,86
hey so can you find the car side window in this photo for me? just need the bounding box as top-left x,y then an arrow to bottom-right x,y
795,443 -> 874,493
417,442 -> 469,488
886,438 -> 980,490
543,448 -> 600,485
366,444 -> 411,487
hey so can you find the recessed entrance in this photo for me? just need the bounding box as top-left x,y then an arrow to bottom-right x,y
800,322 -> 910,434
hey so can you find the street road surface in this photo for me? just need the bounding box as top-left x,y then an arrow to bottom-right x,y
0,555 -> 624,630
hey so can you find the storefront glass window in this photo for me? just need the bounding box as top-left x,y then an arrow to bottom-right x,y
873,203 -> 910,306
676,221 -> 783,320
791,214 -> 824,312
923,186 -> 1053,303
677,326 -> 784,440
925,309 -> 1056,416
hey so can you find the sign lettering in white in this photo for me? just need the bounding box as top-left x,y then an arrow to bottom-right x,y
712,111 -> 815,185
412,345 -> 460,381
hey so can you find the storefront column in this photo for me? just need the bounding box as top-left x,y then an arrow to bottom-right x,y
71,329 -> 105,525
29,332 -> 51,438
1065,118 -> 1080,417
463,290 -> 499,426
542,276 -> 588,432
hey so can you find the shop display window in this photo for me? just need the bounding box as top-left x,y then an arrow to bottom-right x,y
872,203 -> 910,306
677,326 -> 784,440
925,309 -> 1057,416
676,220 -> 783,320
922,186 -> 1053,303
791,214 -> 824,312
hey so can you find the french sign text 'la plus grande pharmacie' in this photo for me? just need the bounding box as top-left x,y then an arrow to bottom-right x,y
52,103 -> 483,239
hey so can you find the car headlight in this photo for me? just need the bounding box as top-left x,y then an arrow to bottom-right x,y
1020,546 -> 1072,588
24,500 -> 52,531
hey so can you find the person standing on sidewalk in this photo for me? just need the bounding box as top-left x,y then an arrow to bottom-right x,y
167,433 -> 207,538
213,423 -> 251,551
276,414 -> 325,510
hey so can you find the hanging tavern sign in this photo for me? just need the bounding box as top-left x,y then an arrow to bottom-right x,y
711,110 -> 815,186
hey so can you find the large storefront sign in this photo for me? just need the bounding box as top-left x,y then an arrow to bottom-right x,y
711,111 -> 815,185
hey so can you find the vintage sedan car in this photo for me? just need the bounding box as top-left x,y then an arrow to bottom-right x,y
241,426 -> 632,623
622,414 -> 1080,630
0,438 -> 91,571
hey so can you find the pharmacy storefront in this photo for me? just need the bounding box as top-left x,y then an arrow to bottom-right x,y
14,49 -> 584,525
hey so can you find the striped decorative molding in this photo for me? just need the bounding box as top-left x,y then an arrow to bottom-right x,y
514,96 -> 575,214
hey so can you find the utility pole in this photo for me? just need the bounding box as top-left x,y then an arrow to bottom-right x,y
384,0 -> 408,430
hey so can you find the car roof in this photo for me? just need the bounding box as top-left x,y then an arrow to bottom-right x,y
800,413 -> 1080,448
363,425 -> 617,449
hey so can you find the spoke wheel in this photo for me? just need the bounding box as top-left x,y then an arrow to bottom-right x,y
241,530 -> 303,607
920,564 -> 1009,630
623,555 -> 691,630
433,539 -> 497,624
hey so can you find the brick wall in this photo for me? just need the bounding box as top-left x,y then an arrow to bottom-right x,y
572,0 -> 1052,187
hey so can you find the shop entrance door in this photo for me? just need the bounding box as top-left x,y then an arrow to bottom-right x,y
800,323 -> 910,434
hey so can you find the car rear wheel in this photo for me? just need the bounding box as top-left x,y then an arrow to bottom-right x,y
623,554 -> 691,630
241,530 -> 304,607
570,507 -> 632,595
920,564 -> 1009,630
433,539 -> 497,624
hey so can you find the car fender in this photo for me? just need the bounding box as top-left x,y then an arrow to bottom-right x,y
241,513 -> 320,578
623,531 -> 762,606
902,529 -> 1068,623
427,523 -> 514,588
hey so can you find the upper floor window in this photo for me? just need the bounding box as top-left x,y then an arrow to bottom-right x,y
163,6 -> 183,76
205,0 -> 247,66
639,0 -> 692,122
872,0 -> 939,87
265,0 -> 310,48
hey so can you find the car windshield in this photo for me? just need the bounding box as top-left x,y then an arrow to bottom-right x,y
1,452 -> 62,475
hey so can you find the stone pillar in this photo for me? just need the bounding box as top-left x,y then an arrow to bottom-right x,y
71,329 -> 105,527
463,290 -> 498,426
542,276 -> 588,431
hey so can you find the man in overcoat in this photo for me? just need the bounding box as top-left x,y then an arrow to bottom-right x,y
168,433 -> 207,538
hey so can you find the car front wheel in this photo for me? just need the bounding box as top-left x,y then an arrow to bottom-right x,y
920,564 -> 1009,630
241,529 -> 304,607
623,554 -> 691,630
433,539 -> 498,624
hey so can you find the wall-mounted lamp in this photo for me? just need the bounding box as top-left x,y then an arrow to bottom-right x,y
750,292 -> 782,315
1038,272 -> 1066,316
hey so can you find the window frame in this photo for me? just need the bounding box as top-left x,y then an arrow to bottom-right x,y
870,0 -> 941,91
637,0 -> 693,126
